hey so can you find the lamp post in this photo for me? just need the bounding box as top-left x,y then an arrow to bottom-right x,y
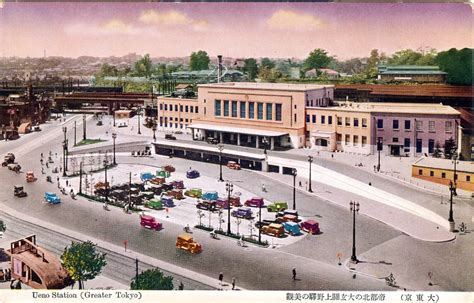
74,120 -> 77,146
377,137 -> 382,172
62,127 -> 67,177
217,144 -> 224,182
292,168 -> 297,210
152,120 -> 157,142
349,201 -> 360,263
79,161 -> 83,194
452,152 -> 459,191
112,132 -> 117,165
83,114 -> 86,141
262,137 -> 269,154
113,109 -> 116,127
226,182 -> 233,234
104,158 -> 109,203
448,180 -> 456,232
258,203 -> 262,244
308,155 -> 313,193
137,107 -> 141,135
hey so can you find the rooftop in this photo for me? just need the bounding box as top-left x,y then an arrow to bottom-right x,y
412,157 -> 474,173
199,82 -> 334,92
308,102 -> 460,115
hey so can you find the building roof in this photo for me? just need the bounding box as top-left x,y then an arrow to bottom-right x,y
199,82 -> 334,92
380,70 -> 447,75
412,157 -> 474,173
311,102 -> 460,115
188,122 -> 288,137
319,68 -> 339,75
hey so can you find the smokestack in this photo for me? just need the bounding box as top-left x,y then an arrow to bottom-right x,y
217,55 -> 222,83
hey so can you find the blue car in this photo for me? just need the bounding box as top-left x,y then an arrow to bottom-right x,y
186,170 -> 200,179
44,192 -> 61,204
202,191 -> 218,201
140,172 -> 155,182
283,222 -> 302,236
161,195 -> 175,208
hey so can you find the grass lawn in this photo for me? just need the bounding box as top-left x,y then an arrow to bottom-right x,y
76,139 -> 106,146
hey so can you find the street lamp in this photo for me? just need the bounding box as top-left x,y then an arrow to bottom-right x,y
226,182 -> 233,235
258,202 -> 262,244
262,137 -> 269,154
292,168 -> 297,210
448,181 -> 456,232
377,137 -> 382,172
83,114 -> 87,141
308,155 -> 313,193
152,120 -> 157,142
452,152 -> 459,192
217,144 -> 224,182
137,107 -> 141,135
113,109 -> 116,127
349,201 -> 360,263
103,158 -> 109,203
112,132 -> 117,165
62,127 -> 67,177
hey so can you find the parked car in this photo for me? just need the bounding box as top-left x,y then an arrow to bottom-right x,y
186,169 -> 200,179
244,197 -> 264,208
149,177 -> 166,185
300,220 -> 320,235
261,223 -> 285,237
276,210 -> 299,223
184,188 -> 202,198
267,201 -> 288,212
206,137 -> 219,144
13,185 -> 27,198
94,181 -> 110,190
165,134 -> 177,140
145,199 -> 163,210
255,219 -> 278,229
33,126 -> 41,132
44,192 -> 61,204
26,171 -> 37,183
216,198 -> 230,209
140,172 -> 155,182
163,165 -> 176,173
140,191 -> 155,200
148,185 -> 164,196
171,180 -> 184,189
140,215 -> 162,230
156,170 -> 170,178
196,201 -> 217,211
276,209 -> 299,219
166,189 -> 183,200
217,195 -> 242,209
231,207 -> 253,219
176,234 -> 202,254
227,161 -> 241,170
283,222 -> 302,236
202,191 -> 219,201
161,195 -> 175,207
96,120 -> 103,126
7,163 -> 21,173
2,153 -> 15,167
161,182 -> 174,192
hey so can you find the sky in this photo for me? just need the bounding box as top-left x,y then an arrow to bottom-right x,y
0,2 -> 472,60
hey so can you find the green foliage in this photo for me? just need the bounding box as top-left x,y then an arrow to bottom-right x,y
443,137 -> 457,159
304,48 -> 332,71
436,48 -> 473,85
388,48 -> 437,66
130,268 -> 174,290
0,220 -> 6,232
363,49 -> 387,79
258,67 -> 282,83
98,63 -> 118,77
190,50 -> 210,71
432,142 -> 442,158
61,241 -> 107,289
243,58 -> 258,81
260,58 -> 275,69
133,54 -> 153,78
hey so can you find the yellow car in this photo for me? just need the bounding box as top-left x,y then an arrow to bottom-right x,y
176,234 -> 202,254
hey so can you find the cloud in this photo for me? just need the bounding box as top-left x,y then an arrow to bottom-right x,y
65,19 -> 161,37
139,9 -> 209,31
266,10 -> 324,31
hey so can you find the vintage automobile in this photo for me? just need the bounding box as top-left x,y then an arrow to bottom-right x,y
275,210 -> 299,223
26,171 -> 37,183
170,180 -> 184,190
140,172 -> 155,182
156,170 -> 170,178
160,195 -> 175,208
2,153 -> 15,166
196,201 -> 217,211
166,189 -> 183,200
276,209 -> 299,219
186,169 -> 200,179
7,163 -> 21,173
140,215 -> 162,230
300,220 -> 320,235
145,199 -> 163,210
255,219 -> 278,229
267,201 -> 288,212
165,134 -> 177,140
140,191 -> 155,200
110,189 -> 127,201
226,161 -> 241,170
206,137 -> 219,144
33,126 -> 41,132
149,177 -> 166,185
96,120 -> 103,126
283,222 -> 302,236
94,181 -> 110,190
216,198 -> 230,209
202,191 -> 219,201
161,182 -> 174,192
261,223 -> 285,238
216,195 -> 241,209
231,207 -> 253,219
176,234 -> 202,254
44,192 -> 61,204
147,185 -> 164,196
13,185 -> 27,198
185,188 -> 202,199
163,165 -> 176,173
244,197 -> 265,208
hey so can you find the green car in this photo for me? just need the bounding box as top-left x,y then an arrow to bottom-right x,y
267,201 -> 288,212
145,199 -> 163,210
156,170 -> 170,178
184,188 -> 202,199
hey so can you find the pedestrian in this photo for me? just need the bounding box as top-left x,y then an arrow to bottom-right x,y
299,181 -> 302,187
178,281 -> 184,290
369,182 -> 372,186
66,180 -> 69,187
331,154 -> 334,159
10,279 -> 14,289
232,277 -> 236,290
292,268 -> 297,281
46,162 -> 49,168
41,152 -> 43,158
218,272 -> 223,285
373,165 -> 376,172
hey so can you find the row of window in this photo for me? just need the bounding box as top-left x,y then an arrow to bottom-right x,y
215,100 -> 282,121
160,103 -> 199,114
418,169 -> 470,182
335,134 -> 368,147
159,117 -> 191,123
158,121 -> 188,129
376,119 -> 453,132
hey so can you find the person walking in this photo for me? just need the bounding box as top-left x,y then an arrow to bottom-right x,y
292,268 -> 297,281
178,281 -> 184,290
231,277 -> 236,290
66,180 -> 69,187
218,272 -> 224,286
373,165 -> 376,172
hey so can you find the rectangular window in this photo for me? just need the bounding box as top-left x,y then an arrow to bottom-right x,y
195,106 -> 199,114
404,138 -> 410,148
467,176 -> 471,182
240,102 -> 246,118
345,117 -> 351,126
429,121 -> 435,132
159,103 -> 163,110
445,121 -> 453,132
430,171 -> 434,177
405,120 -> 411,130
185,106 -> 189,113
215,100 -> 221,116
345,134 -> 350,145
362,136 -> 367,146
175,104 -> 178,111
337,117 -> 342,126
306,115 -> 310,123
416,120 -> 423,131
257,102 -> 264,120
354,135 -> 359,145
416,139 -> 422,153
175,123 -> 178,128
164,104 -> 168,111
312,115 -> 316,124
169,104 -> 173,112
190,106 -> 194,113
185,118 -> 189,123
428,139 -> 435,153
249,102 -> 255,119
377,119 -> 383,129
266,103 -> 272,120
232,101 -> 238,117
336,133 -> 342,142
321,115 -> 326,124
294,113 -> 297,123
362,118 -> 367,128
180,105 -> 183,112
353,118 -> 359,127
393,120 -> 399,130
328,116 -> 333,125
418,169 -> 423,176
223,100 -> 229,117
393,137 -> 398,143
441,172 -> 446,178
275,104 -> 282,121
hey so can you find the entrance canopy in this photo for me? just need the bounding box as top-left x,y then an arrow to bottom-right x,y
189,123 -> 287,137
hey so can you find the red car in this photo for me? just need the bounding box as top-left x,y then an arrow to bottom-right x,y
163,165 -> 176,173
244,197 -> 264,208
140,215 -> 163,230
300,220 -> 320,235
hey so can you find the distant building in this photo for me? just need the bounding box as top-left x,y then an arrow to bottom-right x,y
290,67 -> 301,80
378,65 -> 447,83
318,68 -> 340,79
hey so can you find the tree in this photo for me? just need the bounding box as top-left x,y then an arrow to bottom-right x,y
443,137 -> 456,159
131,268 -> 173,290
133,54 -> 153,78
98,63 -> 118,77
260,58 -> 275,69
258,67 -> 282,83
436,48 -> 473,85
243,58 -> 258,81
363,49 -> 387,79
60,241 -> 107,289
432,142 -> 442,158
388,48 -> 437,66
190,50 -> 210,71
304,48 -> 332,71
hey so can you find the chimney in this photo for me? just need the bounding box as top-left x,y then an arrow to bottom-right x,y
217,55 -> 223,83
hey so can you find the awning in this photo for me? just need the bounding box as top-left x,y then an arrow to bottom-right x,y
18,122 -> 31,134
188,123 -> 288,137
311,131 -> 334,138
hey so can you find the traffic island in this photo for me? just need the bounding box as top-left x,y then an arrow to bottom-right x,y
194,225 -> 269,247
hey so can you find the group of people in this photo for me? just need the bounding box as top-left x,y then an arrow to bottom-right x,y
218,272 -> 237,290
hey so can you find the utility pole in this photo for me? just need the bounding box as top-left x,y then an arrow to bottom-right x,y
377,137 -> 382,172
308,155 -> 313,193
135,258 -> 139,282
350,201 -> 360,263
226,182 -> 233,234
83,114 -> 86,141
79,161 -> 83,194
292,168 -> 297,210
74,120 -> 77,146
129,172 -> 132,209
